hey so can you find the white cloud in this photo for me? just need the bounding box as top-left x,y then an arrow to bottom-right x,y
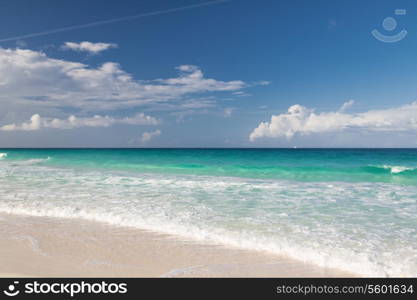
62,41 -> 117,54
339,100 -> 354,112
0,114 -> 42,131
0,113 -> 158,131
140,130 -> 161,143
0,48 -> 247,111
232,91 -> 250,97
249,102 -> 417,141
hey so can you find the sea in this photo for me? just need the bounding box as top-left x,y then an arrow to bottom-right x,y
0,148 -> 416,276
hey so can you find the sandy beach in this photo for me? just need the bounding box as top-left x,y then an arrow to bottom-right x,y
0,213 -> 355,277
2,0 -> 417,282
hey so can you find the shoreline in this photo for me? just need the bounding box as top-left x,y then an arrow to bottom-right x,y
0,212 -> 357,277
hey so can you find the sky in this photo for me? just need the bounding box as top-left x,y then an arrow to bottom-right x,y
1,0 -> 417,147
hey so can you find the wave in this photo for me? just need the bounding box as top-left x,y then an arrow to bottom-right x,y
0,153 -> 51,166
0,202 -> 414,277
366,165 -> 417,174
92,163 -> 417,184
382,165 -> 416,174
8,157 -> 51,166
0,166 -> 416,277
2,153 -> 417,185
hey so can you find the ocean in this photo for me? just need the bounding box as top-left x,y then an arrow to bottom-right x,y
0,148 -> 416,276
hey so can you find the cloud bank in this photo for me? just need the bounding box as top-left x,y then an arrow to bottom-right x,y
249,102 -> 417,141
62,41 -> 117,54
0,113 -> 158,131
0,48 -> 246,111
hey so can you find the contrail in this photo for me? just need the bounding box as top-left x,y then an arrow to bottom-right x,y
0,0 -> 231,43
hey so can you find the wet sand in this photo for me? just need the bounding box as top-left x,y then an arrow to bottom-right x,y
0,213 -> 356,277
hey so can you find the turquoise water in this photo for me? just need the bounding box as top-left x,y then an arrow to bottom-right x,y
4,148 -> 417,184
0,149 -> 416,276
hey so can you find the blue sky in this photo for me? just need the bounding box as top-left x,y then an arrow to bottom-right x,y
0,0 -> 417,147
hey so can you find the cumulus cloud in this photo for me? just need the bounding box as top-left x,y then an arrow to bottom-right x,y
62,41 -> 117,54
249,102 -> 417,141
0,114 -> 42,131
0,113 -> 158,131
140,130 -> 161,143
0,48 -> 248,111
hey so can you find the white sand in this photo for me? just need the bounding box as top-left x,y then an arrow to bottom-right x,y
0,213 -> 356,277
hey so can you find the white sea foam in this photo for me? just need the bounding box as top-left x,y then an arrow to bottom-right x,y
0,153 -> 7,159
8,157 -> 51,166
0,164 -> 416,277
382,165 -> 415,174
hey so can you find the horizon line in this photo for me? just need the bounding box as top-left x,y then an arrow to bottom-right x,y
1,147 -> 417,150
